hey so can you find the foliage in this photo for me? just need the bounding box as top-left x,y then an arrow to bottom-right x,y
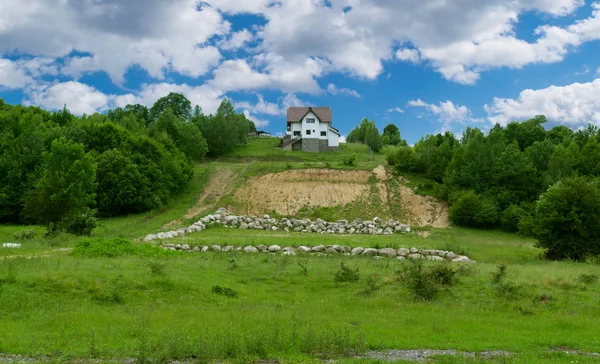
193,98 -> 250,157
10,230 -> 36,240
347,118 -> 386,152
448,190 -> 498,227
72,238 -> 169,258
211,285 -> 238,298
64,207 -> 98,236
334,262 -> 360,283
23,137 -> 98,233
527,177 -> 600,261
382,123 -> 406,146
398,260 -> 440,301
150,92 -> 192,121
342,153 -> 357,166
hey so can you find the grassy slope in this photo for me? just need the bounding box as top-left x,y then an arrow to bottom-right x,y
1,139 -> 599,363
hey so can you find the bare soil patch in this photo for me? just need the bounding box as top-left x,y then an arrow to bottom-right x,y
396,183 -> 449,228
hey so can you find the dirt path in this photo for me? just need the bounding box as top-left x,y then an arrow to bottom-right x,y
162,165 -> 246,229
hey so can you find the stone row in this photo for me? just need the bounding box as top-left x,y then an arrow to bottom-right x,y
144,208 -> 412,242
159,243 -> 474,263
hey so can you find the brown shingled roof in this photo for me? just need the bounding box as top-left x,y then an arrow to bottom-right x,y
287,107 -> 332,122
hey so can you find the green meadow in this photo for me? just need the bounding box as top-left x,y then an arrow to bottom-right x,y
1,139 -> 599,363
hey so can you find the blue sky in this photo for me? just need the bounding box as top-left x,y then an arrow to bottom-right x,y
1,0 -> 599,144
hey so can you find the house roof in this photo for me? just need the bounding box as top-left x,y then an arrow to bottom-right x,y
287,107 -> 332,122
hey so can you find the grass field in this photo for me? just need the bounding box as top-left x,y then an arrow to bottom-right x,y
1,139 -> 599,363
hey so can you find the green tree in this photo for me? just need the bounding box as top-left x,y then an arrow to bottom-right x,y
525,177 -> 600,261
382,123 -> 402,145
24,137 -> 97,232
150,92 -> 192,121
364,123 -> 383,152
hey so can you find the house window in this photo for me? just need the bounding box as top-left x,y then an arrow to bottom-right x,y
293,131 -> 301,136
321,131 -> 327,137
306,118 -> 316,123
306,130 -> 311,135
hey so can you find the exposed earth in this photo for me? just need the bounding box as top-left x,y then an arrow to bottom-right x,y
232,165 -> 449,227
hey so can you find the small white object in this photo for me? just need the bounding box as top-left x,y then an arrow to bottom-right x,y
2,243 -> 21,248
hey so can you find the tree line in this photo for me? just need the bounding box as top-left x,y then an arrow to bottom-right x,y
379,115 -> 600,261
0,93 -> 254,234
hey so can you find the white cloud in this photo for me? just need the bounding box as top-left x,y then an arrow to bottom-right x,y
596,67 -> 600,75
0,58 -> 33,89
327,83 -> 360,98
0,0 -> 229,83
235,93 -> 306,116
339,135 -> 347,143
387,107 -> 405,114
485,78 -> 600,126
408,99 -> 483,133
395,48 -> 421,64
218,29 -> 254,51
25,81 -> 112,115
243,110 -> 270,128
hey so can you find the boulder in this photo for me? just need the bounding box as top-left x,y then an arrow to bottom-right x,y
244,246 -> 259,253
410,247 -> 419,254
201,246 -> 209,252
312,245 -> 326,252
211,245 -> 222,252
426,255 -> 445,261
256,244 -> 267,251
222,245 -> 233,252
325,247 -> 339,254
445,252 -> 457,260
378,248 -> 397,258
181,244 -> 191,251
452,256 -> 472,263
408,253 -> 424,259
362,248 -> 378,256
282,250 -> 297,256
351,247 -> 364,255
331,244 -> 341,252
396,256 -> 406,260
192,246 -> 200,252
397,248 -> 410,256
341,246 -> 351,253
268,245 -> 282,252
298,246 -> 312,253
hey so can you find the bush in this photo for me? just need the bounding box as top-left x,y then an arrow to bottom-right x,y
449,190 -> 498,227
398,260 -> 439,301
529,177 -> 600,261
65,208 -> 98,236
11,230 -> 37,240
342,153 -> 357,167
211,285 -> 238,298
334,262 -> 360,283
500,204 -> 525,232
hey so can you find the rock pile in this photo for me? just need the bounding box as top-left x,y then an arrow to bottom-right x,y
144,208 -> 411,242
158,243 -> 474,262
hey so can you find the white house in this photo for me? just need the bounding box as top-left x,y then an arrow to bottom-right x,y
283,106 -> 340,152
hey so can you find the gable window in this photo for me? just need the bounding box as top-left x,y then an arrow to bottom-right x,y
321,131 -> 327,137
306,130 -> 311,135
306,118 -> 316,123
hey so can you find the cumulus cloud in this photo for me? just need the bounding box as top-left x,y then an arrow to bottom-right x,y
327,83 -> 360,97
485,78 -> 600,126
218,29 -> 254,51
243,109 -> 270,128
25,81 -> 112,115
395,48 -> 421,64
235,93 -> 306,117
408,99 -> 483,133
0,59 -> 33,89
0,0 -> 229,83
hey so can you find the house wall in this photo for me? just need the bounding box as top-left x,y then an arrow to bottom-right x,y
328,129 -> 340,148
302,138 -> 320,152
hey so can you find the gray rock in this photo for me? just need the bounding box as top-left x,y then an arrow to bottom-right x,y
331,244 -> 342,252
298,246 -> 311,253
268,245 -> 282,252
341,246 -> 351,253
408,253 -> 424,259
282,250 -> 296,256
362,248 -> 378,256
211,245 -> 222,252
378,248 -> 397,258
244,246 -> 258,253
192,246 -> 200,252
201,246 -> 209,252
426,255 -> 445,261
410,247 -> 419,254
351,247 -> 364,255
222,245 -> 233,252
452,256 -> 472,263
312,245 -> 326,252
397,248 -> 410,256
396,256 -> 406,260
445,252 -> 457,260
181,244 -> 191,251
256,244 -> 267,251
325,247 -> 339,254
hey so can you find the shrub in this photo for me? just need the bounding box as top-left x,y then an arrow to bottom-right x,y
528,177 -> 600,261
342,153 -> 357,167
212,285 -> 238,298
429,262 -> 458,286
147,261 -> 167,276
359,274 -> 382,295
449,190 -> 498,227
398,260 -> 439,301
500,204 -> 525,232
334,262 -> 360,283
65,208 -> 98,236
11,230 -> 37,240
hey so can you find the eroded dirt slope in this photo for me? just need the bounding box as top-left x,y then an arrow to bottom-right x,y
233,166 -> 449,227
